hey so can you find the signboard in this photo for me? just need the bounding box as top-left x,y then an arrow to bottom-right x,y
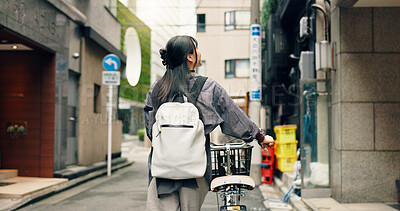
102,54 -> 121,71
250,24 -> 262,101
101,54 -> 121,177
102,71 -> 120,85
251,85 -> 261,101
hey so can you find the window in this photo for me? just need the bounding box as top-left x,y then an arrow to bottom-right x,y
225,11 -> 251,31
225,59 -> 250,78
195,60 -> 206,76
94,84 -> 101,113
197,14 -> 206,32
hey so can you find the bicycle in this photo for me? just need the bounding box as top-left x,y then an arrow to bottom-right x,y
210,140 -> 256,211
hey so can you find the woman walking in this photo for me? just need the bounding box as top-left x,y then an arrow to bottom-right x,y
144,35 -> 274,211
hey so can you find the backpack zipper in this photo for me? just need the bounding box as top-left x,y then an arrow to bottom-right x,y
161,124 -> 194,128
155,124 -> 194,138
155,130 -> 161,137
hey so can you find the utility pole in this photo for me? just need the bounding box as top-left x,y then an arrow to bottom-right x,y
251,0 -> 260,25
249,0 -> 262,185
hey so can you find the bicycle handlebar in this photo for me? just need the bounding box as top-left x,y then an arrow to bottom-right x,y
211,139 -> 271,156
210,142 -> 250,150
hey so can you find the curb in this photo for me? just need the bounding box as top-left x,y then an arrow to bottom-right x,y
2,160 -> 133,211
54,157 -> 128,180
274,177 -> 312,211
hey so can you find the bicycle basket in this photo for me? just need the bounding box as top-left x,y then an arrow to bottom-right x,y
211,145 -> 253,179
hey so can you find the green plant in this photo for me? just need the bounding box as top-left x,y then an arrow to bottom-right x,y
120,78 -> 150,102
138,128 -> 145,141
261,0 -> 282,29
117,1 -> 151,103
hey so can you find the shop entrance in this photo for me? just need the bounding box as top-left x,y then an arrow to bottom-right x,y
0,28 -> 55,178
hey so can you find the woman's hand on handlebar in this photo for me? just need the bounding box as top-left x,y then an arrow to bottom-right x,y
259,135 -> 274,148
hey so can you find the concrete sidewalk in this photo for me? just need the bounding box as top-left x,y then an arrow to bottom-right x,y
0,134 -> 143,211
267,173 -> 400,211
0,134 -> 140,211
0,158 -> 133,211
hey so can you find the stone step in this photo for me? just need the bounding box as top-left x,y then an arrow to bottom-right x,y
0,170 -> 18,180
0,176 -> 68,198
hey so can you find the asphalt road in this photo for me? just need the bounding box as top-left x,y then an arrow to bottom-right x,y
19,136 -> 268,211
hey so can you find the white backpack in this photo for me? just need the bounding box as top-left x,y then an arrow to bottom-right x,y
151,77 -> 208,180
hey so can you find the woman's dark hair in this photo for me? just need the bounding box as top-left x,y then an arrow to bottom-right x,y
153,35 -> 198,109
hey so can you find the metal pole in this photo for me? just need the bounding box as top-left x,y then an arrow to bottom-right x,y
107,85 -> 113,176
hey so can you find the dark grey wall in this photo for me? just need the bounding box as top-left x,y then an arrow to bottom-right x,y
0,0 -> 71,171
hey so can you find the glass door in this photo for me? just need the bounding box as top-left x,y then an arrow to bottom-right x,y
300,79 -> 330,197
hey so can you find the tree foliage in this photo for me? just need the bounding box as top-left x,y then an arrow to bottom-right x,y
261,0 -> 282,29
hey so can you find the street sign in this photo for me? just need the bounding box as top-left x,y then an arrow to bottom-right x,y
101,54 -> 121,177
251,25 -> 261,36
250,24 -> 262,101
251,85 -> 261,100
102,71 -> 120,85
102,54 -> 121,71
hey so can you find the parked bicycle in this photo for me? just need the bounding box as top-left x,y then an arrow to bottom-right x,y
210,140 -> 256,211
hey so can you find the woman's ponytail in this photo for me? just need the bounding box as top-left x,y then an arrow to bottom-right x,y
159,49 -> 172,70
153,36 -> 198,109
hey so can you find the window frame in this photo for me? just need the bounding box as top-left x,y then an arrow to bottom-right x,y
224,10 -> 251,31
225,59 -> 250,79
197,14 -> 206,32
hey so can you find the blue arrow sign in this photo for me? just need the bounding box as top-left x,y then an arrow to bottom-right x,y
251,25 -> 260,36
102,54 -> 121,71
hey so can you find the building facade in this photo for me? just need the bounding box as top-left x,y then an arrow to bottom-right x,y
262,0 -> 400,203
195,0 -> 255,143
61,0 -> 124,167
196,0 -> 252,97
330,0 -> 400,203
0,0 -> 124,176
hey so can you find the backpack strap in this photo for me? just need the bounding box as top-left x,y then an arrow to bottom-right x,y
189,76 -> 208,103
151,76 -> 207,111
168,92 -> 185,103
189,76 -> 207,123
